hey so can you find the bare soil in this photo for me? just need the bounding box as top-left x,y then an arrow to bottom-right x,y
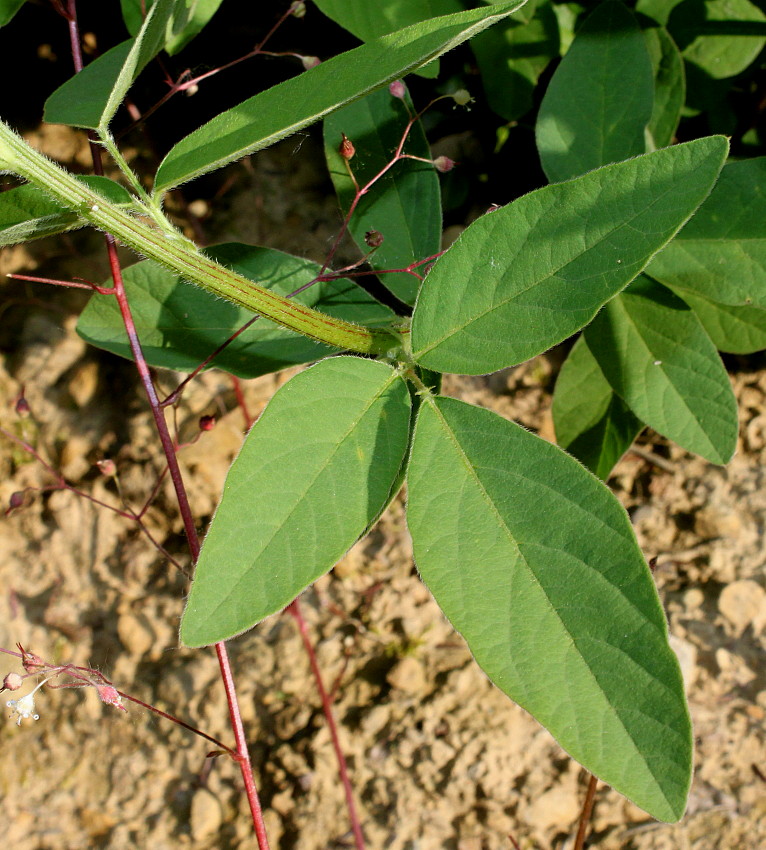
1,127 -> 765,850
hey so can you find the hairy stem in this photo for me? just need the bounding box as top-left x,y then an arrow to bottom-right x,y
0,119 -> 398,357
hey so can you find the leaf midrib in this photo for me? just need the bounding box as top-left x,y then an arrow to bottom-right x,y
210,367 -> 403,612
414,156 -> 694,359
421,396 -> 681,810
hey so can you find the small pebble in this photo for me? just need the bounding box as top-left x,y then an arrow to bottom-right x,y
718,580 -> 766,637
190,788 -> 222,841
387,656 -> 427,694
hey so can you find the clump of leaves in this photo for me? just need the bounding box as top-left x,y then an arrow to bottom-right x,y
2,0 -> 765,832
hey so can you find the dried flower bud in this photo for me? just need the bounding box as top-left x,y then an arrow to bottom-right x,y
96,684 -> 127,712
433,156 -> 456,173
290,1 -> 306,17
96,458 -> 116,477
451,89 -> 473,106
389,80 -> 406,99
15,395 -> 30,417
300,54 -> 321,70
2,672 -> 23,692
19,645 -> 45,674
364,230 -> 384,249
199,415 -> 216,432
339,133 -> 355,161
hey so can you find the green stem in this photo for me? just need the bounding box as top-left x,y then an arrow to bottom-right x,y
0,120 -> 398,356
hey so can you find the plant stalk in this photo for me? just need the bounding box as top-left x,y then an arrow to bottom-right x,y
0,119 -> 398,357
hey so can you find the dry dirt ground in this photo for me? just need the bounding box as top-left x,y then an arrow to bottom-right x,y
0,128 -> 765,850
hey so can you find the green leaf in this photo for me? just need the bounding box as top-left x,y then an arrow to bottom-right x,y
646,157 -> 766,307
536,1 -> 654,182
0,0 -> 25,27
406,396 -> 691,822
76,243 -> 394,378
553,335 -> 643,479
44,0 -> 180,130
636,0 -> 686,26
645,25 -> 686,149
670,287 -> 766,354
121,0 -> 224,55
323,86 -> 441,306
411,136 -> 729,375
471,0 -> 560,122
44,40 -> 133,130
180,357 -> 412,646
153,1 -> 527,193
313,0 -> 464,40
0,176 -> 133,246
668,0 -> 766,80
584,276 -> 738,464
313,0 -> 465,78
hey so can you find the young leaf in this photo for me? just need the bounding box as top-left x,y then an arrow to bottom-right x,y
120,0 -> 225,55
43,41 -> 133,130
584,276 -> 738,465
180,357 -> 412,647
471,0 -> 560,122
646,157 -> 766,308
411,136 -> 729,375
668,287 -> 766,355
0,0 -> 25,27
76,244 -> 394,378
153,2 -> 527,193
313,0 -> 465,78
668,0 -> 766,80
636,0 -> 685,26
552,335 -> 643,479
323,86 -> 441,306
536,1 -> 654,182
406,396 -> 691,822
0,176 -> 133,246
312,0 -> 463,41
644,25 -> 686,149
44,0 -> 181,130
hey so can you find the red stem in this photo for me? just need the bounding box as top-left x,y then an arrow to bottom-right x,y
319,100 -> 434,276
573,773 -> 598,850
61,4 -> 270,845
230,376 -> 254,429
120,3 -> 298,137
216,642 -> 271,847
288,599 -> 366,850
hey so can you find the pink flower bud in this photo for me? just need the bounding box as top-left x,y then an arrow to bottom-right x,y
2,672 -> 23,692
339,134 -> 355,160
433,156 -> 456,173
199,415 -> 216,432
365,230 -> 384,248
389,80 -> 406,99
15,395 -> 30,416
8,491 -> 24,511
96,458 -> 116,476
96,684 -> 127,712
300,55 -> 321,70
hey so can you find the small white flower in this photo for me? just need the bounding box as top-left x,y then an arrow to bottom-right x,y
6,676 -> 51,726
